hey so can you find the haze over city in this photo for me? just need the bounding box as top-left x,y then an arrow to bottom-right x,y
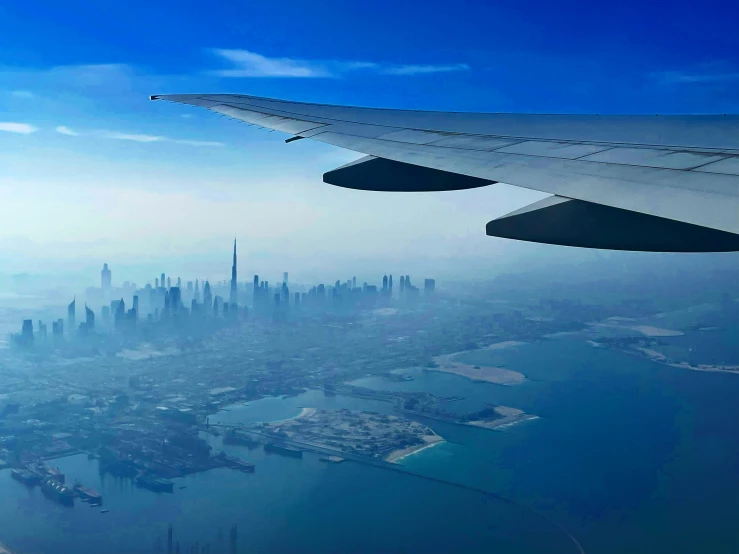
1,1 -> 738,554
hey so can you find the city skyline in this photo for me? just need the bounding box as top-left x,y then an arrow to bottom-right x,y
9,235 -> 439,348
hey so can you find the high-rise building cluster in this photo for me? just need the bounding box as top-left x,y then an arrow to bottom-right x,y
10,238 -> 436,350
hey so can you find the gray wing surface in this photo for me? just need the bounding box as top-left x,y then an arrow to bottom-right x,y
151,93 -> 739,252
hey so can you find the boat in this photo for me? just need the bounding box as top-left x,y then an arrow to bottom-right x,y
178,486 -> 187,490
35,463 -> 65,483
223,429 -> 260,448
216,452 -> 255,472
319,456 -> 345,464
264,443 -> 303,458
11,469 -> 41,486
74,482 -> 103,505
100,509 -> 110,514
40,478 -> 74,505
135,475 -> 174,493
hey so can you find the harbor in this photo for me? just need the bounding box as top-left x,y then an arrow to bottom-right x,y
9,461 -> 103,507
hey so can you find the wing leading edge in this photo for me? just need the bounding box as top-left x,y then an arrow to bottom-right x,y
151,93 -> 739,252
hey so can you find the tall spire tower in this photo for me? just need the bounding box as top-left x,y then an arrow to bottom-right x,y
230,238 -> 238,307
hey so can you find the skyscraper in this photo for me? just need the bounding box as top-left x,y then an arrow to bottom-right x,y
85,304 -> 95,330
166,277 -> 171,289
283,272 -> 288,284
424,279 -> 436,294
21,319 -> 34,347
194,279 -> 201,302
230,238 -> 238,308
170,287 -> 181,313
114,299 -> 125,328
281,282 -> 289,304
382,275 -> 388,292
399,276 -> 405,293
101,263 -> 112,290
161,273 -> 165,288
203,281 -> 213,314
132,295 -> 139,318
68,297 -> 76,333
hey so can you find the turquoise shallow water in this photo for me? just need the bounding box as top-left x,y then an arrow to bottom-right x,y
1,334 -> 738,553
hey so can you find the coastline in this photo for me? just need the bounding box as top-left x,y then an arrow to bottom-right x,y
297,407 -> 317,419
589,341 -> 739,375
269,407 -> 317,424
385,434 -> 444,464
468,406 -> 539,430
428,351 -> 525,386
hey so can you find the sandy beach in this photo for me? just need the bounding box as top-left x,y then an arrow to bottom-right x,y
486,340 -> 527,350
297,407 -> 317,419
630,326 -> 684,337
385,434 -> 444,463
467,406 -> 539,430
634,347 -> 739,374
428,352 -> 525,385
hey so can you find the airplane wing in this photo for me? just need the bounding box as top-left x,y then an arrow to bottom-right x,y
150,93 -> 739,252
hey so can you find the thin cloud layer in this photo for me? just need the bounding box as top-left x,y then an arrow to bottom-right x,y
102,131 -> 223,146
10,90 -> 35,98
0,122 -> 37,134
652,66 -> 739,85
56,125 -> 79,136
212,49 -> 331,77
381,63 -> 470,75
104,132 -> 164,143
210,49 -> 470,78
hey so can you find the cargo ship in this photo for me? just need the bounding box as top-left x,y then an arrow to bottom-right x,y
135,475 -> 174,493
40,478 -> 75,505
216,452 -> 255,473
264,443 -> 303,458
11,468 -> 41,486
223,429 -> 260,448
73,482 -> 103,505
34,463 -> 65,483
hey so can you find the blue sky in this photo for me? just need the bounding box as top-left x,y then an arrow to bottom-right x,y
0,0 -> 737,284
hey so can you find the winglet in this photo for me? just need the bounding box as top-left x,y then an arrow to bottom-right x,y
149,95 -> 161,101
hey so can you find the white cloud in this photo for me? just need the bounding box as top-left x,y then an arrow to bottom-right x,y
210,49 -> 470,78
101,131 -> 223,146
0,122 -> 37,134
382,63 -> 470,75
181,114 -> 193,119
212,49 -> 332,78
56,125 -> 79,136
172,139 -> 225,147
104,132 -> 164,143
